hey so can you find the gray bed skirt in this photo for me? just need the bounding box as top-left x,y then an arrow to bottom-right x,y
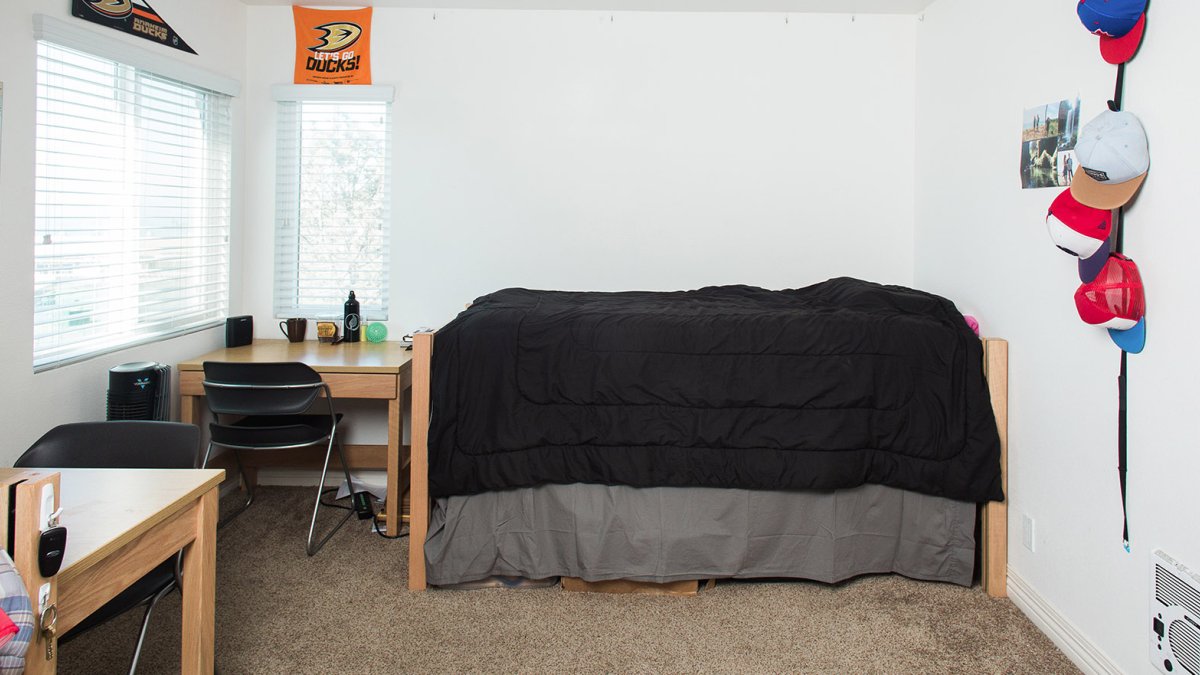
425,483 -> 977,587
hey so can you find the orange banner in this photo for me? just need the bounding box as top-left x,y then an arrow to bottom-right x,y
293,6 -> 372,85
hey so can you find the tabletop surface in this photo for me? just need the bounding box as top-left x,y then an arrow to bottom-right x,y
53,468 -> 224,582
178,339 -> 413,374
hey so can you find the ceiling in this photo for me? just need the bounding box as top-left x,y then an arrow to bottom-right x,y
240,0 -> 938,14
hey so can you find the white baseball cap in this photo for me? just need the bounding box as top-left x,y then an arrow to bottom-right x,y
1070,110 -> 1149,210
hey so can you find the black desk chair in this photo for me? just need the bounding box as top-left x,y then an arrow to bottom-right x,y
199,361 -> 357,556
15,420 -> 200,675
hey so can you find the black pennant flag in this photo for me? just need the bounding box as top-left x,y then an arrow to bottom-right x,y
71,0 -> 196,55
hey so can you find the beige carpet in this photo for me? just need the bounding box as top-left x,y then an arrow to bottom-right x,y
57,487 -> 1078,674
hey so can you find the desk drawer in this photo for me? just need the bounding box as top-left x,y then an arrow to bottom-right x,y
322,373 -> 398,399
179,371 -> 398,400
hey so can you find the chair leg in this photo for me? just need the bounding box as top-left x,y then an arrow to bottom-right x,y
202,442 -> 253,528
128,582 -> 175,675
306,434 -> 354,556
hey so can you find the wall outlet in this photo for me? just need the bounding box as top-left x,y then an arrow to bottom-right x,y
1022,513 -> 1036,553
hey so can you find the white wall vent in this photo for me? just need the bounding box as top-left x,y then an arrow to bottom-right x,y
1152,549 -> 1200,675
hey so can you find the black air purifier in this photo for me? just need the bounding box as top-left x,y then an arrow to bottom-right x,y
106,362 -> 171,421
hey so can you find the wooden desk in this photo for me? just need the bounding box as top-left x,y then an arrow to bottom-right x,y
178,339 -> 413,536
3,467 -> 223,673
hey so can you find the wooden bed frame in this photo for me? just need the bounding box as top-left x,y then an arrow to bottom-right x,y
405,334 -> 1009,598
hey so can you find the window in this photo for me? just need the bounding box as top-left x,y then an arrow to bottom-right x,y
34,39 -> 233,371
273,92 -> 392,321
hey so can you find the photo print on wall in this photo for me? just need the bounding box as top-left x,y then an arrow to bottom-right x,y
1020,97 -> 1082,189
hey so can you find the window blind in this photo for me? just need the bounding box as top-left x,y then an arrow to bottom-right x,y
34,41 -> 232,371
274,99 -> 391,321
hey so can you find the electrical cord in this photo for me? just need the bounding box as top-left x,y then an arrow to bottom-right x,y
319,486 -> 407,538
318,486 -> 353,511
372,512 -> 407,539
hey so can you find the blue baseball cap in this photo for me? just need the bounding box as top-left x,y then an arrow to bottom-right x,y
1077,0 -> 1147,38
1109,316 -> 1146,353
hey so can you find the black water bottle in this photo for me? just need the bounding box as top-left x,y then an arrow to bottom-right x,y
343,290 -> 361,342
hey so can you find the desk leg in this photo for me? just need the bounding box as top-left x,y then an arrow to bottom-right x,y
16,473 -> 59,675
386,398 -> 401,537
181,487 -> 217,674
180,394 -> 201,427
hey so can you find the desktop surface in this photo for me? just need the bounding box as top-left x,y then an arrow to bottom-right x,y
56,468 -> 223,578
178,339 -> 412,374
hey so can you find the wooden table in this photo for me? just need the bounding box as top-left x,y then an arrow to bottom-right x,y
178,339 -> 413,536
4,467 -> 224,673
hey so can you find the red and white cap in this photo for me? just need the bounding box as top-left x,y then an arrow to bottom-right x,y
1046,188 -> 1112,258
1074,253 -> 1145,330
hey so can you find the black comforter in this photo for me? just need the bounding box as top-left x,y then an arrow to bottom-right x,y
428,278 -> 1004,502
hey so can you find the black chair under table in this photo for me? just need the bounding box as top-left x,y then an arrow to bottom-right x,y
199,361 -> 358,556
15,420 -> 201,675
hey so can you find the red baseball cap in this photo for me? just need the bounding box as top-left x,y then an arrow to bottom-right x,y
1074,253 -> 1145,330
1046,188 -> 1112,258
1100,13 -> 1146,64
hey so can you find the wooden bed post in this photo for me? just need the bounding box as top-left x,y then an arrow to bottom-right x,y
408,332 -> 434,591
981,338 -> 1009,598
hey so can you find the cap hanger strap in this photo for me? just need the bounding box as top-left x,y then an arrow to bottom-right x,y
1108,62 -> 1125,113
1118,349 -> 1130,551
1107,48 -> 1130,554
1114,207 -> 1125,254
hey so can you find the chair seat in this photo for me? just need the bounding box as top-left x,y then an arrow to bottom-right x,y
209,413 -> 343,449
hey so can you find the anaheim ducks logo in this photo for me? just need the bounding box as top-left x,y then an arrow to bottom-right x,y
309,22 -> 362,53
85,0 -> 133,18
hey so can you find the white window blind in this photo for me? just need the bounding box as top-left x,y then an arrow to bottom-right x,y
34,41 -> 232,371
274,98 -> 391,321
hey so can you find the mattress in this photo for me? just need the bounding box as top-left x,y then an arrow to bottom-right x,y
425,483 -> 977,587
428,278 -> 1004,502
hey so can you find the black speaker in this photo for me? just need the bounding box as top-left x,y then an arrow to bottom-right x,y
225,315 -> 253,348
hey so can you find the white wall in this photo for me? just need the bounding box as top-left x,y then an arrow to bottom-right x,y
242,8 -> 919,335
0,1 -> 246,464
915,1 -> 1200,672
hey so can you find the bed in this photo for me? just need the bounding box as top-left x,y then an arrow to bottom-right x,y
405,278 -> 1009,596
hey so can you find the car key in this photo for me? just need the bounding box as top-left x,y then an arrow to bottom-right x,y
38,526 -> 67,578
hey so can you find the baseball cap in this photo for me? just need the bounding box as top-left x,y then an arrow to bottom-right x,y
1100,13 -> 1146,65
1109,316 -> 1146,353
1077,0 -> 1146,38
1046,188 -> 1112,258
1070,110 -> 1149,210
1078,233 -> 1113,282
1074,253 -> 1144,330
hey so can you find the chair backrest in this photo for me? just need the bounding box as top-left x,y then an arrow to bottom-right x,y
201,361 -> 325,417
16,421 -> 201,469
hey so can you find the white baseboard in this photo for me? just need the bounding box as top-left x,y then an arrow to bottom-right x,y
1007,569 -> 1123,675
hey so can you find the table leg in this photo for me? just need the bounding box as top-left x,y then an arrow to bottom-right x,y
181,487 -> 217,674
386,398 -> 401,536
